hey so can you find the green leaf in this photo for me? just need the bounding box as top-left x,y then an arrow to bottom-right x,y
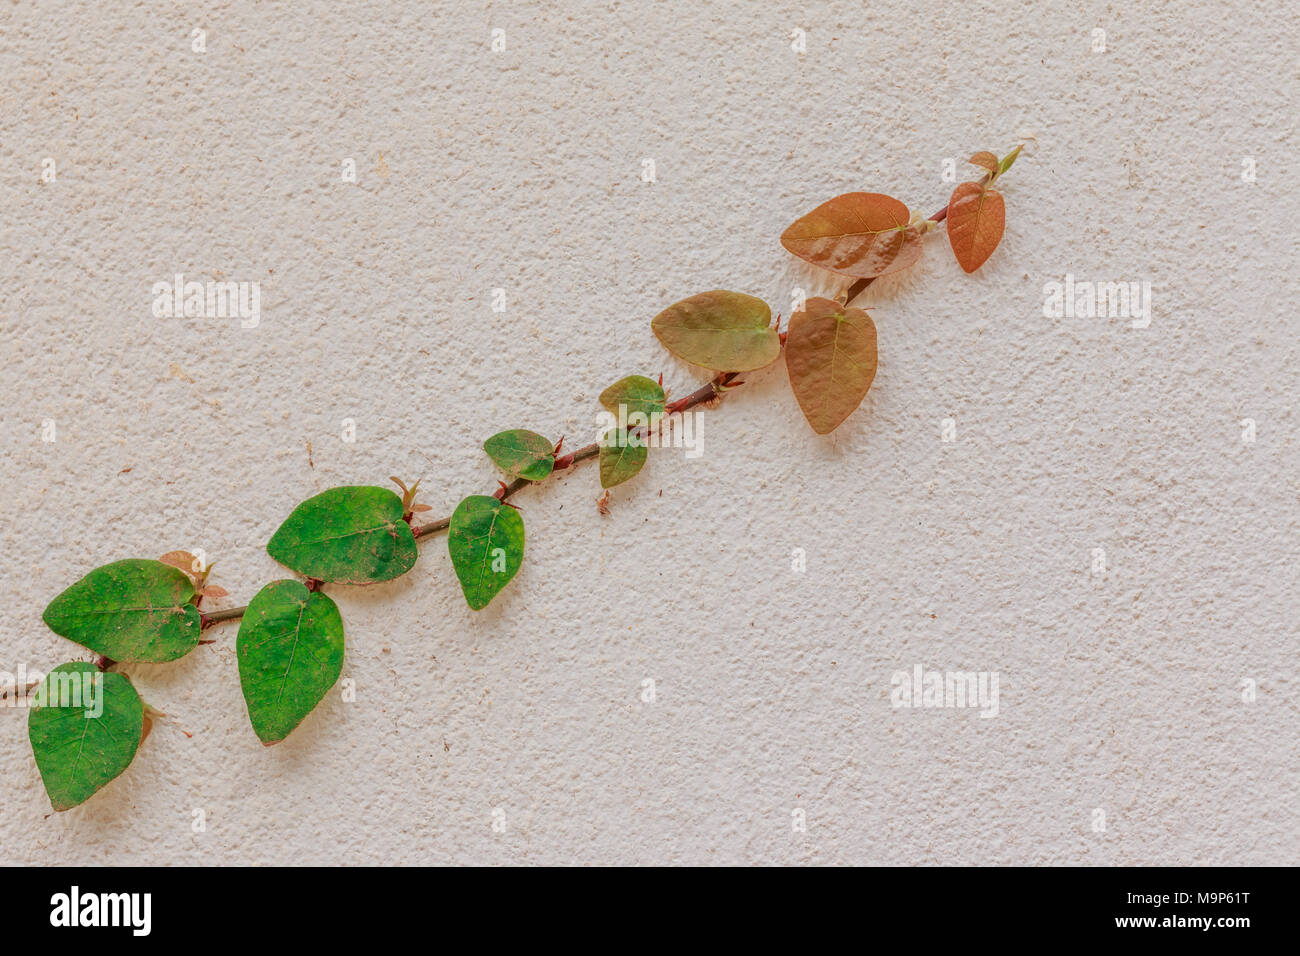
785,297 -> 879,434
448,495 -> 525,610
599,427 -> 648,488
599,375 -> 665,422
42,559 -> 202,662
236,580 -> 345,744
267,486 -> 418,584
651,291 -> 780,372
28,662 -> 144,811
997,144 -> 1023,176
484,429 -> 555,481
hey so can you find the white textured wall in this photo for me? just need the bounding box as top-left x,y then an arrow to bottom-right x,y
2,0 -> 1295,865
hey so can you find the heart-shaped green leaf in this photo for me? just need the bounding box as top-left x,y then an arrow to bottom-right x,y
484,429 -> 555,481
267,486 -> 418,584
599,375 -> 665,422
237,580 -> 345,744
780,192 -> 924,278
651,291 -> 779,372
42,559 -> 201,662
28,662 -> 144,811
785,297 -> 879,434
599,427 -> 648,488
448,495 -> 525,610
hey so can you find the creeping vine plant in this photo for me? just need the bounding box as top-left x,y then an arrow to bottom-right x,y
24,147 -> 1024,810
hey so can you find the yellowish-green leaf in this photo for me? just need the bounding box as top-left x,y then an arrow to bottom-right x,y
599,427 -> 648,488
997,144 -> 1023,176
599,375 -> 665,422
651,291 -> 779,372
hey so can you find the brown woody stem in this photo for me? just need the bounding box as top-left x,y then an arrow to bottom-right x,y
201,606 -> 248,628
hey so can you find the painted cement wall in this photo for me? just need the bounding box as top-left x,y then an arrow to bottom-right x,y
1,0 -> 1295,864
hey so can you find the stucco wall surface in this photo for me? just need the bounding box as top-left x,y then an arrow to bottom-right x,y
1,0 -> 1296,865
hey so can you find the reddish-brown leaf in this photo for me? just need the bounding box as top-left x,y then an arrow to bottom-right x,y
968,151 -> 999,173
946,181 -> 1006,273
159,551 -> 197,574
785,297 -> 879,435
780,192 -> 924,278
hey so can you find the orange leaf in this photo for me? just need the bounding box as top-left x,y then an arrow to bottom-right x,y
201,585 -> 229,598
946,182 -> 1005,273
159,550 -> 196,571
785,297 -> 878,435
968,151 -> 999,173
780,192 -> 925,278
